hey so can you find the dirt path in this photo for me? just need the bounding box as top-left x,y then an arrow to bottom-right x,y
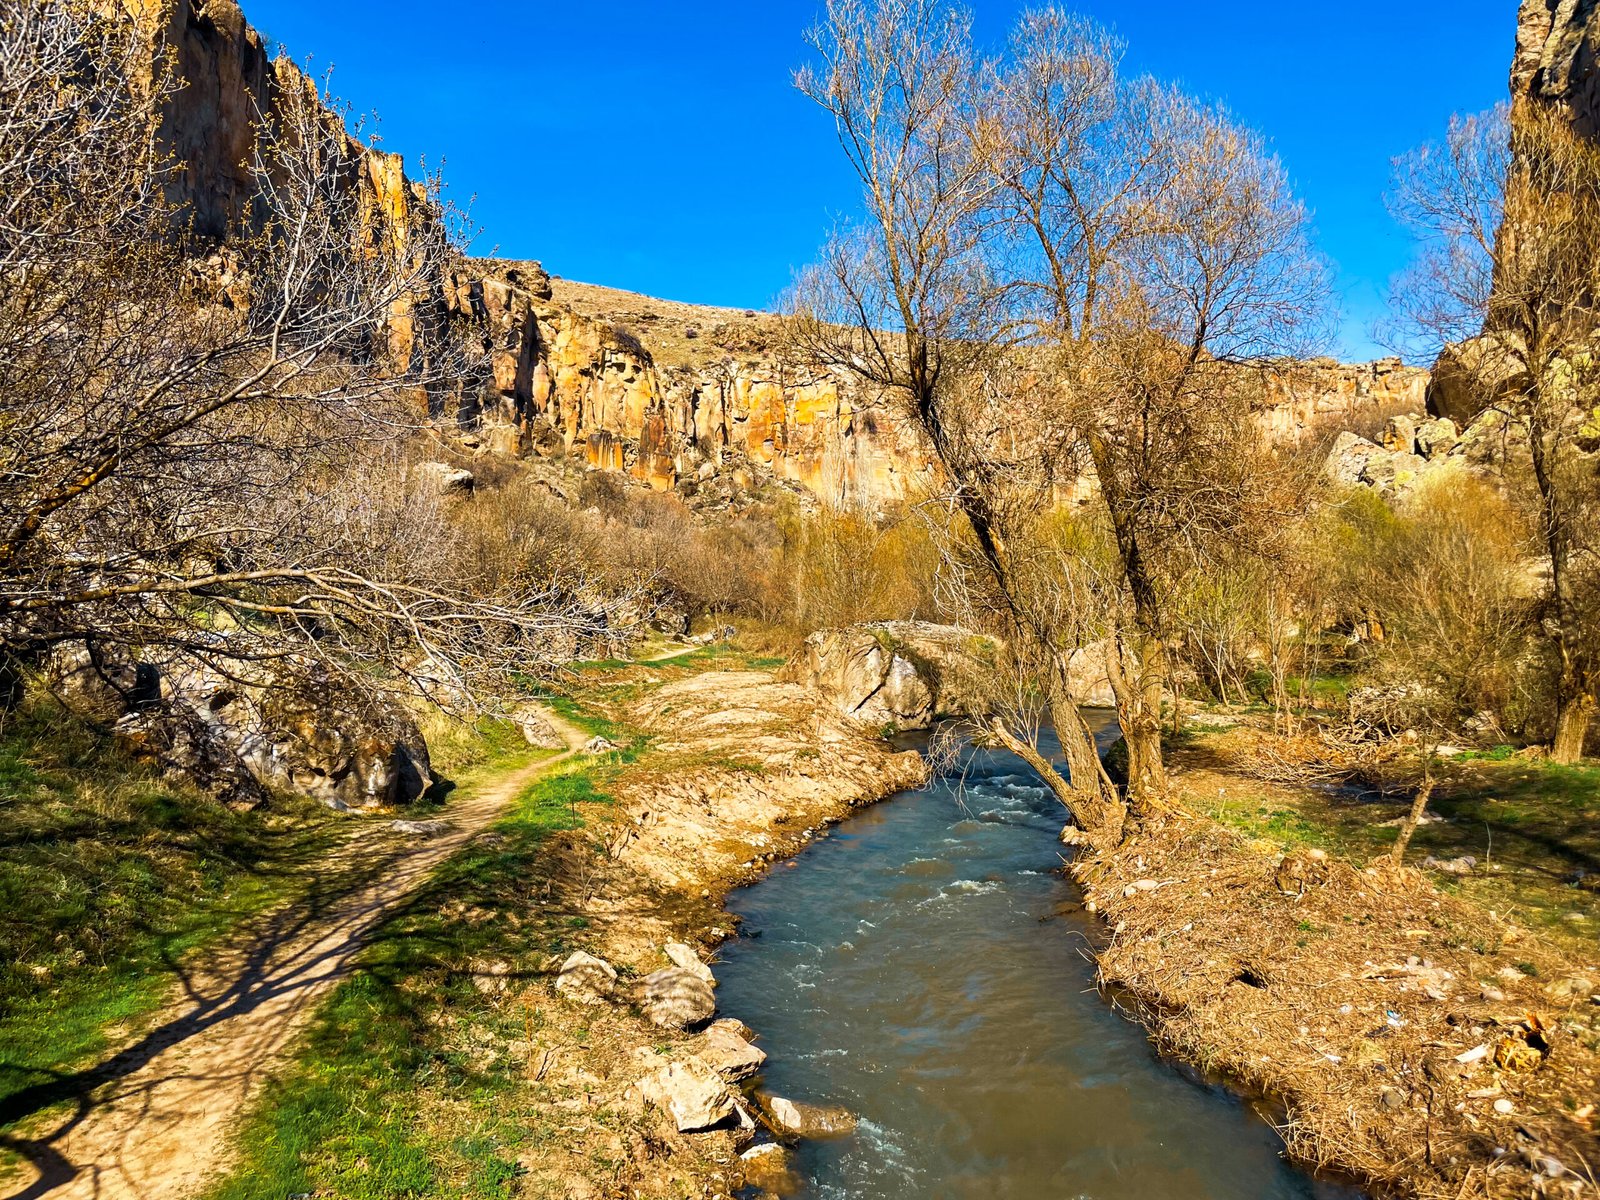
0,710 -> 588,1200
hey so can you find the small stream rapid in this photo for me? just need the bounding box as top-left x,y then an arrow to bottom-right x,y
715,717 -> 1357,1199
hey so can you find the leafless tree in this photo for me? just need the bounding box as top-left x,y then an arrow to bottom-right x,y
788,0 -> 1328,839
0,1 -> 620,717
1389,101 -> 1600,761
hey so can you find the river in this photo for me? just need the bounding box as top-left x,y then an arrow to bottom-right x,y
714,717 -> 1358,1199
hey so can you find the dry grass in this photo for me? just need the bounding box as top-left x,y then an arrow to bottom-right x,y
1079,781 -> 1600,1198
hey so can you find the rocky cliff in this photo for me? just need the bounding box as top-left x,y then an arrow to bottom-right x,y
1512,0 -> 1600,132
439,262 -> 1430,508
113,0 -> 434,361
111,0 -> 1435,512
438,265 -> 936,506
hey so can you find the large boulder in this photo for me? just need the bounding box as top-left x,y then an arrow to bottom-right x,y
789,627 -> 935,731
1323,432 -> 1429,499
740,1143 -> 802,1194
788,621 -> 1003,730
664,942 -> 716,985
1427,335 -> 1529,426
637,967 -> 716,1029
45,645 -> 433,810
639,1057 -> 736,1132
1065,639 -> 1117,708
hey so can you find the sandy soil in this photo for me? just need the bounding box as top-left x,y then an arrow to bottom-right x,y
0,709 -> 590,1200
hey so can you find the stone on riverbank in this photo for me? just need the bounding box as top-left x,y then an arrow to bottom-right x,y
696,1019 -> 767,1081
665,941 -> 717,984
639,1057 -> 736,1131
740,1143 -> 803,1194
757,1091 -> 857,1139
638,967 -> 716,1028
554,951 -> 617,1004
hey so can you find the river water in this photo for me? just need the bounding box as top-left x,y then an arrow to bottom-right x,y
715,718 -> 1356,1200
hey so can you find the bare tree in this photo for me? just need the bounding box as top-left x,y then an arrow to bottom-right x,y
0,1 -> 617,718
1389,101 -> 1600,761
788,0 -> 1328,839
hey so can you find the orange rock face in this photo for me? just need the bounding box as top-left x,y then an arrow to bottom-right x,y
440,264 -> 1432,509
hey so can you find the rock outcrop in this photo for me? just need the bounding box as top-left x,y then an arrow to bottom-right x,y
111,0 -> 436,365
440,269 -> 1436,509
1323,407 -> 1521,499
48,644 -> 433,810
437,268 -> 935,507
787,622 -> 1000,732
1512,0 -> 1600,136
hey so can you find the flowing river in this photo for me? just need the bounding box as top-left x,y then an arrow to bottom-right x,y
715,717 -> 1358,1199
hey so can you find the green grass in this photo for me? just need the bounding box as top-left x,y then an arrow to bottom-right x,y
208,757 -> 615,1200
1195,745 -> 1600,949
0,698 -> 341,1136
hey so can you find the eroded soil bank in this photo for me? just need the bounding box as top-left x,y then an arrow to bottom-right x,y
1074,722 -> 1600,1200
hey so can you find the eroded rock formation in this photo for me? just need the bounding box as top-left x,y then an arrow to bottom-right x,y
1512,0 -> 1600,134
112,0 -> 437,363
439,266 -> 935,506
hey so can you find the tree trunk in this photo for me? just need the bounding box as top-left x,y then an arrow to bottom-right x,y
1552,690 -> 1596,764
1104,630 -> 1168,810
1390,778 -> 1436,866
986,715 -> 1124,845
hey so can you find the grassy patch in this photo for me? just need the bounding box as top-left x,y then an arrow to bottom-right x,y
208,757 -> 617,1200
0,698 -> 340,1131
1187,737 -> 1600,951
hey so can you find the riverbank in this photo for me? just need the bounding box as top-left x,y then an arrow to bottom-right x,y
1075,719 -> 1600,1200
205,648 -> 926,1200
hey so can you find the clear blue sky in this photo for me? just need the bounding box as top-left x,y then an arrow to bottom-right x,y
245,2 -> 1515,361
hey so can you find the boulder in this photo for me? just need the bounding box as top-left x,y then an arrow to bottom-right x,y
112,704 -> 270,809
664,942 -> 716,985
696,1019 -> 767,1082
1065,639 -> 1117,707
1381,413 -> 1419,454
1428,335 -> 1529,426
740,1143 -> 802,1194
637,967 -> 716,1028
555,951 -> 618,1004
1415,416 -> 1459,459
756,1091 -> 857,1139
1322,432 -> 1429,499
639,1057 -> 736,1132
46,646 -> 432,810
413,461 -> 476,497
251,670 -> 433,809
790,627 -> 935,731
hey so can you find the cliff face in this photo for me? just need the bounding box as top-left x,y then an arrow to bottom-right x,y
441,266 -> 1427,509
111,0 -> 1433,511
120,0 -> 423,245
441,266 -> 936,506
113,0 -> 431,363
1512,0 -> 1600,132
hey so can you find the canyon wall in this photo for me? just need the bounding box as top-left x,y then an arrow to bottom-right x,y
440,264 -> 935,506
440,260 -> 1428,508
114,0 -> 432,362
1512,0 -> 1600,132
112,0 -> 1434,511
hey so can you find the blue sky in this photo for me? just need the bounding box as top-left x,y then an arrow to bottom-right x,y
245,2 -> 1514,362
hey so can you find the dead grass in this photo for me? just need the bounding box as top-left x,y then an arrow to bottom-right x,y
1094,717 -> 1600,1198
